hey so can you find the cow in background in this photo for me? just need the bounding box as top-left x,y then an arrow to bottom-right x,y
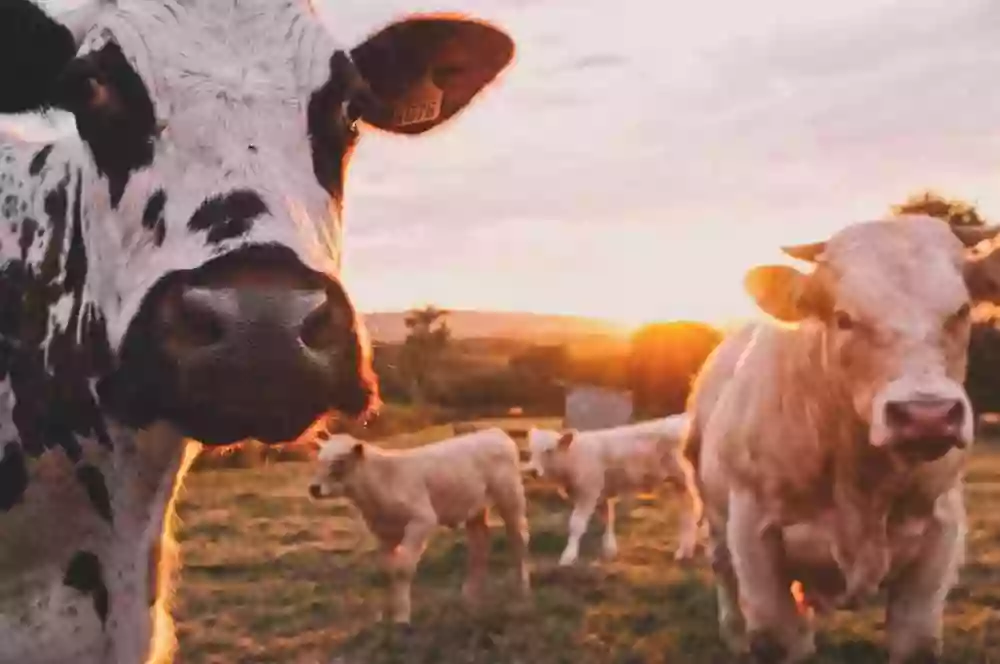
683,216 -> 1000,663
0,1 -> 514,661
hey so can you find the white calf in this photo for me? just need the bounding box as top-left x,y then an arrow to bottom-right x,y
308,428 -> 531,623
525,415 -> 698,566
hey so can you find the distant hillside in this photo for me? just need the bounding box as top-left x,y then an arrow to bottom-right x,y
361,309 -> 627,344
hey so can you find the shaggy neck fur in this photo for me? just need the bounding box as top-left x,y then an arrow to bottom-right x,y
0,422 -> 197,664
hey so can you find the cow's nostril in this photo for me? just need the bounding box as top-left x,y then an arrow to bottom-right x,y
163,287 -> 227,350
945,401 -> 964,427
885,398 -> 965,434
299,299 -> 343,351
885,401 -> 910,428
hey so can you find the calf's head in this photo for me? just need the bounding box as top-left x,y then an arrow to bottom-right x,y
307,433 -> 366,500
744,216 -> 1000,461
525,428 -> 575,478
4,0 -> 514,445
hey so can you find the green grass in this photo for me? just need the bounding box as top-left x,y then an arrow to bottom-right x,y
171,431 -> 1000,663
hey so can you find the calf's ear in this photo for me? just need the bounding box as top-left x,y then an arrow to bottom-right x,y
350,15 -> 515,135
744,265 -> 817,323
351,442 -> 366,459
557,432 -> 575,450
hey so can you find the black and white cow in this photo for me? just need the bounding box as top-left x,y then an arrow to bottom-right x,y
0,0 -> 514,661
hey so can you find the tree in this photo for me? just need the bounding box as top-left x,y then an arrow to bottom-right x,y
399,305 -> 451,404
891,190 -> 987,228
508,344 -> 569,381
626,321 -> 723,418
967,322 -> 1000,415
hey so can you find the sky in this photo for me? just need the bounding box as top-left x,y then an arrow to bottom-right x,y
10,0 -> 1000,327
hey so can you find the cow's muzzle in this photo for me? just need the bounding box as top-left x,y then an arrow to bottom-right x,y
881,397 -> 967,462
104,246 -> 378,445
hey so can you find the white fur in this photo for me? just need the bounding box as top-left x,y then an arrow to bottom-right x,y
310,430 -> 531,624
525,415 -> 702,564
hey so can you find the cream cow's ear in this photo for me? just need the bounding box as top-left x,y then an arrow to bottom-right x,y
965,250 -> 1000,304
743,265 -> 816,323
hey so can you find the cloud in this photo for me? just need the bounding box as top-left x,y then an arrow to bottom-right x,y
8,0 -> 1000,320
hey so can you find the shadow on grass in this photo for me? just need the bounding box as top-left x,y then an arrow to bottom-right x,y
332,545 -> 739,664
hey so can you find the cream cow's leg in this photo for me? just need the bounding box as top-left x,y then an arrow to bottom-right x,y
728,489 -> 815,663
885,489 -> 965,664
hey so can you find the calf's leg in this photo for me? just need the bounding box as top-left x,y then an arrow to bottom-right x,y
885,490 -> 965,664
728,489 -> 814,663
675,488 -> 706,561
598,499 -> 618,559
462,509 -> 490,604
383,520 -> 434,624
559,494 -> 598,566
493,481 -> 531,595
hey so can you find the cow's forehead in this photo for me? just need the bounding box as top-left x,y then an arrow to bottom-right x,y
318,436 -> 356,462
529,430 -> 556,449
84,0 -> 336,104
822,218 -> 968,317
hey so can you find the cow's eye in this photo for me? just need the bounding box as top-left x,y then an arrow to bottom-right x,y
341,98 -> 363,133
948,303 -> 971,326
833,310 -> 855,331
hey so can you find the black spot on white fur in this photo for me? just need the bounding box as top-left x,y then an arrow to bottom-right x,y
9,173 -> 112,460
28,145 -> 55,176
0,443 -> 28,510
142,190 -> 167,247
50,42 -> 157,208
63,551 -> 109,625
75,463 -> 113,524
187,190 -> 269,244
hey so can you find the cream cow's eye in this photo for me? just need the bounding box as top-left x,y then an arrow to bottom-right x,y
833,310 -> 855,331
947,302 -> 971,328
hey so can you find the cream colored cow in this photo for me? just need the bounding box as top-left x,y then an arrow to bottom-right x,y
308,428 -> 531,624
525,415 -> 701,566
682,216 -> 1000,663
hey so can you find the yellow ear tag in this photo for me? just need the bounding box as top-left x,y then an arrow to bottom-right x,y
391,74 -> 444,129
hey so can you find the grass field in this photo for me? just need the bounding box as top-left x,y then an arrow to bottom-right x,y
171,424 -> 1000,664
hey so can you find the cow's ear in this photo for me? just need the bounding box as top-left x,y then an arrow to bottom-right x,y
965,249 -> 1000,304
557,432 -> 575,450
349,15 -> 514,135
0,0 -> 79,113
744,265 -> 820,323
351,441 -> 366,460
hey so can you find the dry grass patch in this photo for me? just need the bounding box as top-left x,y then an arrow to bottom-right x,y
172,440 -> 1000,663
